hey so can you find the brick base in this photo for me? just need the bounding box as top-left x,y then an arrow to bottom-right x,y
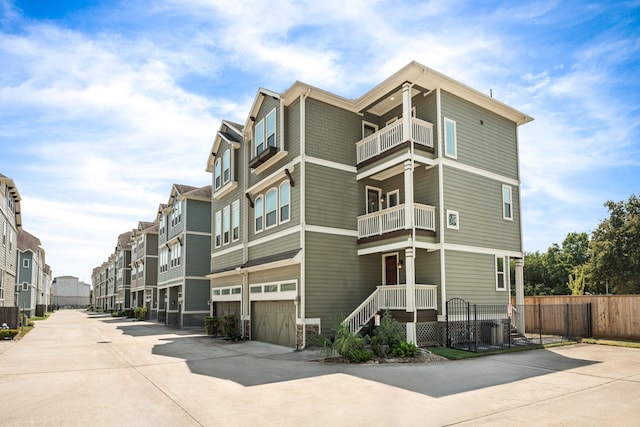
297,322 -> 320,349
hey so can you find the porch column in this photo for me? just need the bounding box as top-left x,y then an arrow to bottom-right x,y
405,247 -> 416,344
515,258 -> 525,334
402,82 -> 412,143
403,160 -> 414,228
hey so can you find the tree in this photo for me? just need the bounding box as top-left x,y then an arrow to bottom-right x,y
589,194 -> 640,294
568,265 -> 586,295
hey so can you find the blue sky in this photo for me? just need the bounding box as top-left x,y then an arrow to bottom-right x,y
1,0 -> 638,283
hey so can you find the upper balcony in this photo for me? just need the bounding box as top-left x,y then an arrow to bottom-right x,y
356,118 -> 434,165
357,203 -> 436,240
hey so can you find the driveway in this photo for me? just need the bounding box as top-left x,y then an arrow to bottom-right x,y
1,310 -> 638,426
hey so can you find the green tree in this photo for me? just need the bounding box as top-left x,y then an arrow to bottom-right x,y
589,194 -> 640,294
568,265 -> 586,295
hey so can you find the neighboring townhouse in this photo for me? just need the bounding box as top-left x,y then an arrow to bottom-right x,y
114,231 -> 132,311
130,221 -> 159,319
0,173 -> 21,310
16,229 -> 47,317
105,255 -> 116,311
206,61 -> 532,349
43,263 -> 52,309
157,185 -> 212,328
51,275 -> 91,307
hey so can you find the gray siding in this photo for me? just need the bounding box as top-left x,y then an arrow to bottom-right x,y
212,275 -> 242,288
444,250 -> 509,305
306,163 -> 358,229
305,98 -> 361,165
186,199 -> 211,234
211,248 -> 243,272
440,90 -> 519,180
247,172 -> 300,241
442,166 -> 521,251
249,265 -> 299,285
415,249 -> 442,313
305,232 -> 378,323
285,98 -> 300,158
185,234 -> 211,277
185,278 -> 210,311
248,232 -> 300,260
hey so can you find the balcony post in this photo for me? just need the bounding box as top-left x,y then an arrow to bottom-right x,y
515,258 -> 525,335
405,247 -> 416,344
403,160 -> 414,229
402,82 -> 412,143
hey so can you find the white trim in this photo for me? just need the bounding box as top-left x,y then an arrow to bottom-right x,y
306,156 -> 357,174
365,186 -> 382,214
279,181 -> 291,224
356,153 -> 411,180
502,184 -> 514,221
446,209 -> 459,230
385,116 -> 399,126
211,244 -> 243,258
305,225 -> 358,237
443,242 -> 523,259
249,279 -> 298,301
443,117 -> 457,159
358,239 -> 411,256
251,150 -> 289,175
264,187 -> 278,230
246,159 -> 299,195
254,195 -> 264,233
362,121 -> 378,138
382,252 -> 399,285
441,158 -> 520,186
247,225 -> 302,248
213,181 -> 238,200
386,189 -> 400,208
496,255 -> 507,291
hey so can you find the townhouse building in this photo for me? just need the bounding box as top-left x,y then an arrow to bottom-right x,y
16,229 -> 47,317
0,173 -> 21,310
114,231 -> 132,311
156,185 -> 212,328
51,275 -> 91,308
207,61 -> 532,348
130,221 -> 159,319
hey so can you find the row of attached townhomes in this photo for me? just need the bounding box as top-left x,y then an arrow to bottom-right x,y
0,173 -> 53,326
92,61 -> 532,349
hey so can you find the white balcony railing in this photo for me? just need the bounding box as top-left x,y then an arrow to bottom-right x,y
356,117 -> 434,164
343,284 -> 438,334
357,203 -> 436,239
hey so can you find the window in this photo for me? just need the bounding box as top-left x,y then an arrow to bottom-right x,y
215,210 -> 222,248
255,195 -> 264,233
222,150 -> 230,185
496,256 -> 507,291
366,187 -> 381,214
223,205 -> 230,245
159,216 -> 165,235
231,200 -> 240,241
22,282 -> 28,291
363,121 -> 378,138
214,158 -> 222,189
255,120 -> 265,155
2,221 -> 5,245
447,210 -> 459,230
444,117 -> 457,158
502,185 -> 513,220
23,259 -> 29,268
279,181 -> 290,223
386,190 -> 399,208
265,188 -> 277,228
266,110 -> 276,148
254,109 -> 277,156
170,243 -> 181,268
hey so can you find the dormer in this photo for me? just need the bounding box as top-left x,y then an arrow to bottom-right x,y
245,88 -> 287,174
206,120 -> 243,200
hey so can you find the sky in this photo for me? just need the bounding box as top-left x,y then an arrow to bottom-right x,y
1,0 -> 639,284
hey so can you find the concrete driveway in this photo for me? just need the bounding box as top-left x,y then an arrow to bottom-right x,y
1,310 -> 638,426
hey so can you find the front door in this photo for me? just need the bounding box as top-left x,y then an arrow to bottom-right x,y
384,255 -> 398,285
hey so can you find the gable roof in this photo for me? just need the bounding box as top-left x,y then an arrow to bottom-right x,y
17,229 -> 41,253
206,120 -> 245,173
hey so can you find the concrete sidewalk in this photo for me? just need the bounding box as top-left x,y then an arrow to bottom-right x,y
1,310 -> 639,426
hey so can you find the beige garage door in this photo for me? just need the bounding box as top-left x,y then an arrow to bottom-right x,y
215,301 -> 240,318
252,301 -> 296,348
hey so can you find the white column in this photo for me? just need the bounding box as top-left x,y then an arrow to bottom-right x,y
405,247 -> 416,344
515,258 -> 525,334
403,160 -> 414,228
402,82 -> 412,143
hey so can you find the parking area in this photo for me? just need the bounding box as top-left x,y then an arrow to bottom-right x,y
1,310 -> 639,426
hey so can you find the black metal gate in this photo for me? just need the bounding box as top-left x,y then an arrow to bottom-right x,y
446,298 -> 511,352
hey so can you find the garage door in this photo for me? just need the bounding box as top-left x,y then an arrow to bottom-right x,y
214,301 -> 240,318
252,301 -> 296,348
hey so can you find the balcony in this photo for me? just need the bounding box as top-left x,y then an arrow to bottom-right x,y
357,203 -> 436,239
356,118 -> 434,165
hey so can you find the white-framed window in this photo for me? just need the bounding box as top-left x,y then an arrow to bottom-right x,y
2,221 -> 6,246
231,200 -> 240,242
215,210 -> 222,248
23,259 -> 29,268
223,205 -> 231,245
386,190 -> 399,208
446,210 -> 459,230
496,256 -> 507,291
22,282 -> 28,291
502,185 -> 513,220
255,195 -> 264,233
214,157 -> 222,190
159,216 -> 165,235
279,181 -> 290,223
8,228 -> 12,250
254,109 -> 277,157
170,243 -> 181,268
444,117 -> 457,158
222,149 -> 231,185
363,121 -> 378,138
265,188 -> 278,228
366,186 -> 382,214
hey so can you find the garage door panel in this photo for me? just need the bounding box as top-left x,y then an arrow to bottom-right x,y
252,301 -> 296,347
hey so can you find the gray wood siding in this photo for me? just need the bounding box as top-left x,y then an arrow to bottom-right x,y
211,248 -> 244,272
211,275 -> 242,289
306,163 -> 358,229
444,250 -> 509,305
305,98 -> 360,165
305,232 -> 379,324
185,278 -> 210,311
285,98 -> 300,158
442,166 -> 521,251
415,249 -> 442,313
145,257 -> 158,286
440,90 -> 519,180
145,234 -> 158,256
248,232 -> 300,260
249,265 -> 299,285
185,234 -> 211,277
186,199 -> 211,234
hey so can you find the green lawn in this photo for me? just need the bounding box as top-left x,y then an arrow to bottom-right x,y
581,338 -> 640,348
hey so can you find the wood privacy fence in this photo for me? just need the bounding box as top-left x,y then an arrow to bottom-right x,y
513,295 -> 640,341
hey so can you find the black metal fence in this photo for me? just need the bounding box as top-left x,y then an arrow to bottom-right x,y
446,298 -> 592,353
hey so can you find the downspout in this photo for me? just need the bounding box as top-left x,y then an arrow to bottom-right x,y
299,88 -> 310,349
436,87 -> 447,319
242,126 -> 250,339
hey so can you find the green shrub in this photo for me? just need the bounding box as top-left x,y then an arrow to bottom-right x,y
135,306 -> 147,321
205,316 -> 219,336
371,310 -> 404,356
391,340 -> 418,357
314,319 -> 373,363
111,311 -> 119,317
0,329 -> 19,340
27,321 -> 34,327
221,314 -> 239,339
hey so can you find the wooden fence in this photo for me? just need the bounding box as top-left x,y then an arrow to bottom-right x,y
513,295 -> 640,341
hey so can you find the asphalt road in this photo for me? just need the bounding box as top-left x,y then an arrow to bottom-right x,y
1,310 -> 638,426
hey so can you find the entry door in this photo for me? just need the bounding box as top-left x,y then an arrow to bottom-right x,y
384,255 -> 398,285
